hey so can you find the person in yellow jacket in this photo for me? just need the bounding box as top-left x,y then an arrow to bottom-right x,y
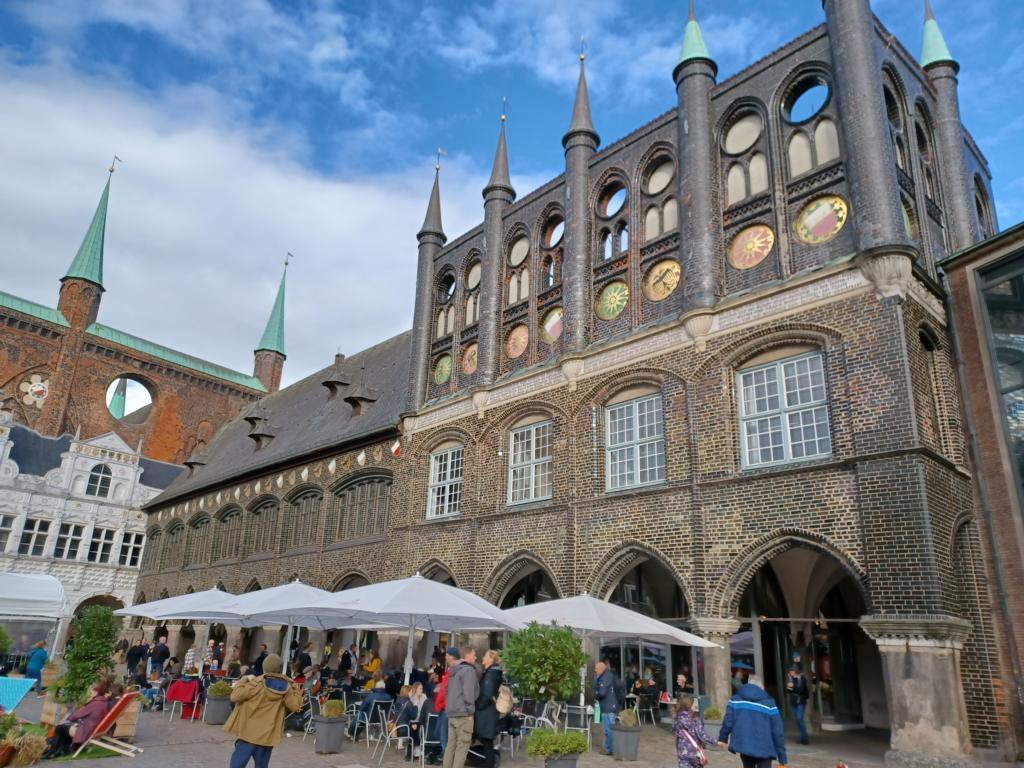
224,653 -> 302,768
361,651 -> 382,690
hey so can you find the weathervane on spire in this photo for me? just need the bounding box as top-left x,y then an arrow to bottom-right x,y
580,36 -> 587,61
285,252 -> 296,269
501,96 -> 508,122
435,147 -> 447,171
108,155 -> 123,174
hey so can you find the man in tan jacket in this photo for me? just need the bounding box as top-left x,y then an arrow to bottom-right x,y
224,653 -> 302,768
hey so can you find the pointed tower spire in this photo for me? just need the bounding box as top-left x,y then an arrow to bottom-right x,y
64,169 -> 114,287
678,0 -> 712,66
484,110 -> 515,199
256,262 -> 287,356
418,160 -> 446,240
920,0 -> 955,68
563,49 -> 600,149
108,377 -> 127,420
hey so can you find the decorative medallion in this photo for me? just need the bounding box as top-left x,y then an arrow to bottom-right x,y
596,281 -> 629,321
728,224 -> 776,270
19,374 -> 50,409
794,195 -> 848,245
461,343 -> 479,375
506,325 -> 529,359
433,355 -> 452,385
340,455 -> 351,470
642,260 -> 681,302
372,445 -> 383,462
540,307 -> 564,344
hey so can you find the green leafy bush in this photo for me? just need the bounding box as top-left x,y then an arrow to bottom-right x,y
617,708 -> 638,727
323,700 -> 345,719
0,625 -> 10,656
58,606 -> 118,705
0,712 -> 18,741
702,706 -> 722,721
208,680 -> 233,697
526,730 -> 589,759
502,622 -> 587,704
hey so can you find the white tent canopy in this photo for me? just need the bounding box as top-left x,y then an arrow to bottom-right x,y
0,573 -> 65,619
504,594 -> 718,647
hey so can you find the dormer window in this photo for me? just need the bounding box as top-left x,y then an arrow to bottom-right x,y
86,464 -> 112,498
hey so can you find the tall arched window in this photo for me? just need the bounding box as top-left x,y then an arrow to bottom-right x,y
86,464 -> 112,498
249,500 -> 279,554
184,516 -> 211,567
213,508 -> 242,561
161,523 -> 185,569
288,489 -> 322,549
335,477 -> 391,540
141,530 -> 161,570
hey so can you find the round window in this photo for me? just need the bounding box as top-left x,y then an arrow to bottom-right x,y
509,237 -> 530,267
785,77 -> 831,124
545,217 -> 565,248
466,262 -> 481,290
106,376 -> 154,425
436,273 -> 456,303
645,160 -> 674,195
723,113 -> 763,155
600,184 -> 628,218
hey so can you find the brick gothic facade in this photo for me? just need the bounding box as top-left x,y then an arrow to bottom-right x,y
0,174 -> 285,464
137,2 -> 1020,764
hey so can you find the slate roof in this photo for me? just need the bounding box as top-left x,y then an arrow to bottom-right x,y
6,425 -> 181,489
146,330 -> 412,507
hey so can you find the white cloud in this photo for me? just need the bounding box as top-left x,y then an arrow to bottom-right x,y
0,55 -> 548,387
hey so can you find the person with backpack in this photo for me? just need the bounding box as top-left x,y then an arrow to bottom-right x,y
785,666 -> 810,745
717,674 -> 788,768
594,660 -> 623,756
474,650 -> 504,768
224,653 -> 303,768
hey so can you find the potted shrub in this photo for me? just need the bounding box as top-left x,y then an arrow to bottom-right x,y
0,714 -> 18,768
701,707 -> 723,741
611,708 -> 641,761
58,606 -> 118,706
527,730 -> 589,768
312,699 -> 346,754
502,622 -> 587,731
205,680 -> 234,725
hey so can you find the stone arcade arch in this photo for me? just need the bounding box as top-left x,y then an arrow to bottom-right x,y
482,552 -> 561,608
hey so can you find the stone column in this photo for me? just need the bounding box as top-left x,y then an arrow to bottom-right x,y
860,615 -> 975,767
688,618 -> 741,713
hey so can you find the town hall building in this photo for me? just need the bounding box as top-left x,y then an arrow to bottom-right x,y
135,1 -> 1021,764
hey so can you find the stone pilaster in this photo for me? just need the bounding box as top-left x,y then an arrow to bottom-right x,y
860,615 -> 976,767
688,617 -> 741,713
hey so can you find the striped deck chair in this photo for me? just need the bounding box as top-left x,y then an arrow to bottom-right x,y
73,692 -> 144,758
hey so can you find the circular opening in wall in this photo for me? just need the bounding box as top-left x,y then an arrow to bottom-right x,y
466,262 -> 481,290
645,159 -> 675,195
599,183 -> 627,218
723,113 -> 763,155
509,236 -> 530,267
105,376 -> 154,425
544,217 -> 565,248
436,273 -> 456,303
785,77 -> 831,124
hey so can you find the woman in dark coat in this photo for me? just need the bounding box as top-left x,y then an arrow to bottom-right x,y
474,650 -> 503,768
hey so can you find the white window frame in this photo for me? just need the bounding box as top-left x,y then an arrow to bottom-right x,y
737,351 -> 832,469
18,518 -> 50,556
86,464 -> 112,498
0,515 -> 14,551
54,523 -> 85,560
507,421 -> 553,505
427,445 -> 463,518
119,532 -> 145,567
87,527 -> 116,563
604,393 -> 666,491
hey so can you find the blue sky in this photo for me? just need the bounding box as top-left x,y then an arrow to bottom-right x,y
1,0 -> 1022,385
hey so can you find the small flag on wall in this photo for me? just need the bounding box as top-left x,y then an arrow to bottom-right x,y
356,450 -> 367,466
391,440 -> 401,457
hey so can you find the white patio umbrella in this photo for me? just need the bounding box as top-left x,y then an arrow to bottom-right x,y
504,593 -> 719,704
114,588 -> 238,620
288,573 -> 523,683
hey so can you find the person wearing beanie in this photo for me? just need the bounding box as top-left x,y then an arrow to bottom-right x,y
224,652 -> 302,768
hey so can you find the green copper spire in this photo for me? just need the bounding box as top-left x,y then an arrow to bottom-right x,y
108,377 -> 126,420
255,263 -> 287,355
679,0 -> 711,65
920,0 -> 954,67
64,173 -> 112,287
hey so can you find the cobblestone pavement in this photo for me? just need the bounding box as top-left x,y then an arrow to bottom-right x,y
14,696 -> 888,768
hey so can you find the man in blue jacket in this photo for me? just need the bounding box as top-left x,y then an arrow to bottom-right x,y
717,675 -> 788,768
593,661 -> 622,756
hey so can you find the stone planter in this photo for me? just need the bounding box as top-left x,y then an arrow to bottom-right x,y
702,720 -> 723,742
610,723 -> 641,761
113,697 -> 142,740
312,715 -> 346,754
544,756 -> 580,768
204,695 -> 233,726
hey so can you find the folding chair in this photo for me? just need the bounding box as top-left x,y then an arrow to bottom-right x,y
562,705 -> 592,751
73,693 -> 144,758
166,678 -> 201,722
303,694 -> 322,742
420,712 -> 441,768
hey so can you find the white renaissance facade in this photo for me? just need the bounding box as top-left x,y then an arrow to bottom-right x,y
0,407 -> 180,654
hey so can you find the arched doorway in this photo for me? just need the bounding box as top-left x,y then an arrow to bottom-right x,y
66,595 -> 125,649
499,568 -> 558,609
599,556 -> 689,698
732,544 -> 887,734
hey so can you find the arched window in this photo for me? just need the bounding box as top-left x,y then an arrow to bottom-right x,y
434,272 -> 455,339
519,268 -> 530,300
508,273 -> 519,305
542,255 -> 558,288
213,508 -> 242,561
618,224 -> 629,254
787,133 -> 813,178
141,530 -> 161,570
464,260 -> 481,326
288,489 -> 322,549
335,477 -> 391,540
916,120 -> 938,201
465,294 -> 478,325
883,83 -> 907,172
596,180 -> 629,264
184,517 -> 211,567
601,231 -> 613,261
427,443 -> 463,518
722,110 -> 768,204
814,119 -> 840,164
727,163 -> 747,205
161,523 -> 185,569
645,207 -> 661,241
748,153 -> 769,195
662,199 -> 678,232
249,500 -> 279,554
435,311 -> 446,339
975,178 -> 995,238
86,464 -> 112,498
